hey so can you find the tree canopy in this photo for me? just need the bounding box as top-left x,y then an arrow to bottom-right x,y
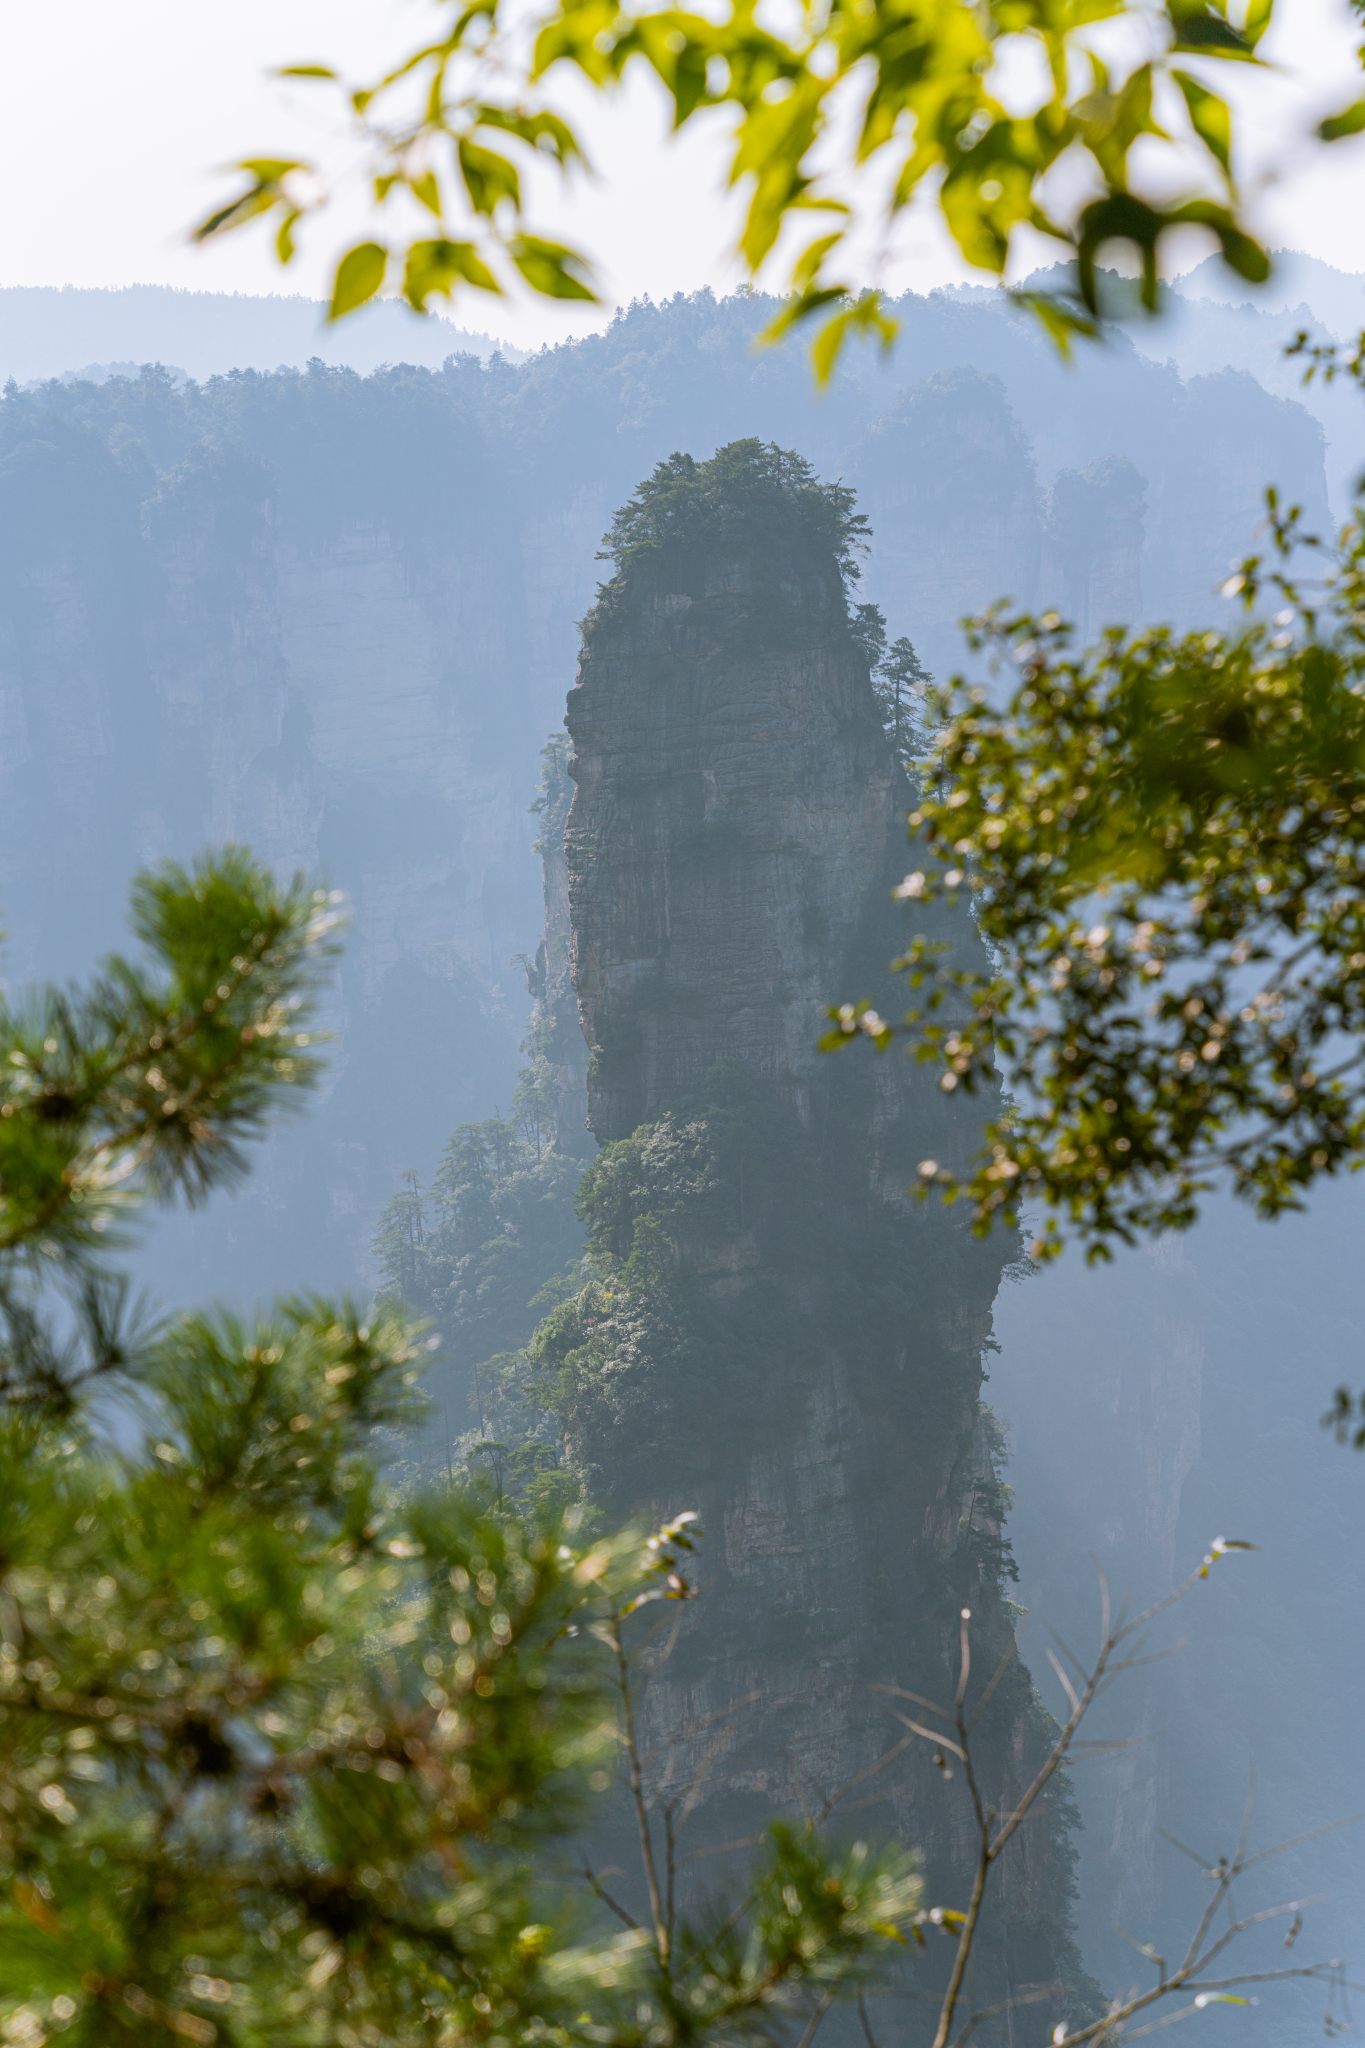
827,363 -> 1365,1285
191,0 -> 1347,375
599,441 -> 869,581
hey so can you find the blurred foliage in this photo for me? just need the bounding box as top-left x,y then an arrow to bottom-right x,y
0,850 -> 339,1413
826,462 -> 1365,1265
0,861 -> 926,2045
0,847 -> 336,1266
194,0 -> 1297,378
0,1312 -> 926,2043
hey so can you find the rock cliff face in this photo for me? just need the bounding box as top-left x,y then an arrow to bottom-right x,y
566,506 -> 903,1140
556,446 -> 1092,2038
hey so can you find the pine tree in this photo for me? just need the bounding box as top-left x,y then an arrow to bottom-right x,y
872,636 -> 933,762
0,852 -> 922,2046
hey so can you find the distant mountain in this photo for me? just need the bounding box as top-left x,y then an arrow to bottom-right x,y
1176,247 -> 1365,337
1017,256 -> 1365,515
1151,253 -> 1365,514
0,283 -> 520,387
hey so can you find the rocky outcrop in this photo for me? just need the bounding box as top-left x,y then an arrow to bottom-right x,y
558,445 -> 1094,2039
566,496 -> 908,1140
848,368 -> 1042,680
1042,455 -> 1146,640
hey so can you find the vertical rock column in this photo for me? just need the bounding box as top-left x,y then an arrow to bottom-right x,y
557,445 -> 1092,2038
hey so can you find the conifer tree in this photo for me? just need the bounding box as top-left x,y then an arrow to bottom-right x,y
0,850 -> 923,2046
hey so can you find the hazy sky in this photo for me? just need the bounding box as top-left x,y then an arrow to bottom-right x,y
3,0 -> 1365,349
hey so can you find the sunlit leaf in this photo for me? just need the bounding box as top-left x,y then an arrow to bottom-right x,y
410,169 -> 443,217
328,242 -> 388,320
1241,0 -> 1275,46
1166,0 -> 1258,58
1173,70 -> 1233,174
1008,290 -> 1101,358
507,235 -> 597,301
1320,98 -> 1365,140
403,237 -> 501,307
192,159 -> 308,244
458,139 -> 522,216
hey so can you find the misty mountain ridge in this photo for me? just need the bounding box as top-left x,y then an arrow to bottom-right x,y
5,254 -> 1359,512
0,280 -> 521,387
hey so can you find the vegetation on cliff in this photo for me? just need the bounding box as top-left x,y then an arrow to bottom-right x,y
598,441 -> 869,583
372,733 -> 592,1496
372,1095 -> 584,1402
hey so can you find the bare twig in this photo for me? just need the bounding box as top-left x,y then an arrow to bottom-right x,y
795,1979 -> 844,2048
890,1544 -> 1353,2048
816,1730 -> 920,1824
611,1600 -> 669,1968
665,1803 -> 677,1949
964,1640 -> 1016,1733
575,1856 -> 641,1933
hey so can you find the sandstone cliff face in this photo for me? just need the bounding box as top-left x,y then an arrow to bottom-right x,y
566,532 -> 907,1139
558,462 -> 1090,2035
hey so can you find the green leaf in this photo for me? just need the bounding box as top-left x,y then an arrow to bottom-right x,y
1173,70 -> 1232,174
1077,192 -> 1266,313
792,231 -> 844,293
476,107 -> 587,170
236,157 -> 308,182
458,140 -> 522,217
1076,191 -> 1166,310
761,288 -> 896,387
276,64 -> 337,79
1320,98 -> 1365,140
1166,0 -> 1258,57
403,238 -> 501,309
811,293 -> 897,388
1009,290 -> 1101,358
328,241 -> 388,320
409,170 -> 442,217
1241,0 -> 1274,47
507,235 -> 597,301
1171,198 -> 1270,282
192,160 -> 308,244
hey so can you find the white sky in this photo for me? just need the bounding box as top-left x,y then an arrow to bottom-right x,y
0,0 -> 1363,350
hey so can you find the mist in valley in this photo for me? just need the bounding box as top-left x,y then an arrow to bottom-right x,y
3,268 -> 1364,2040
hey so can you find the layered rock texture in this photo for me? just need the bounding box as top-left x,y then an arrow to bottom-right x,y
566,475 -> 902,1141
552,445 -> 1093,2038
